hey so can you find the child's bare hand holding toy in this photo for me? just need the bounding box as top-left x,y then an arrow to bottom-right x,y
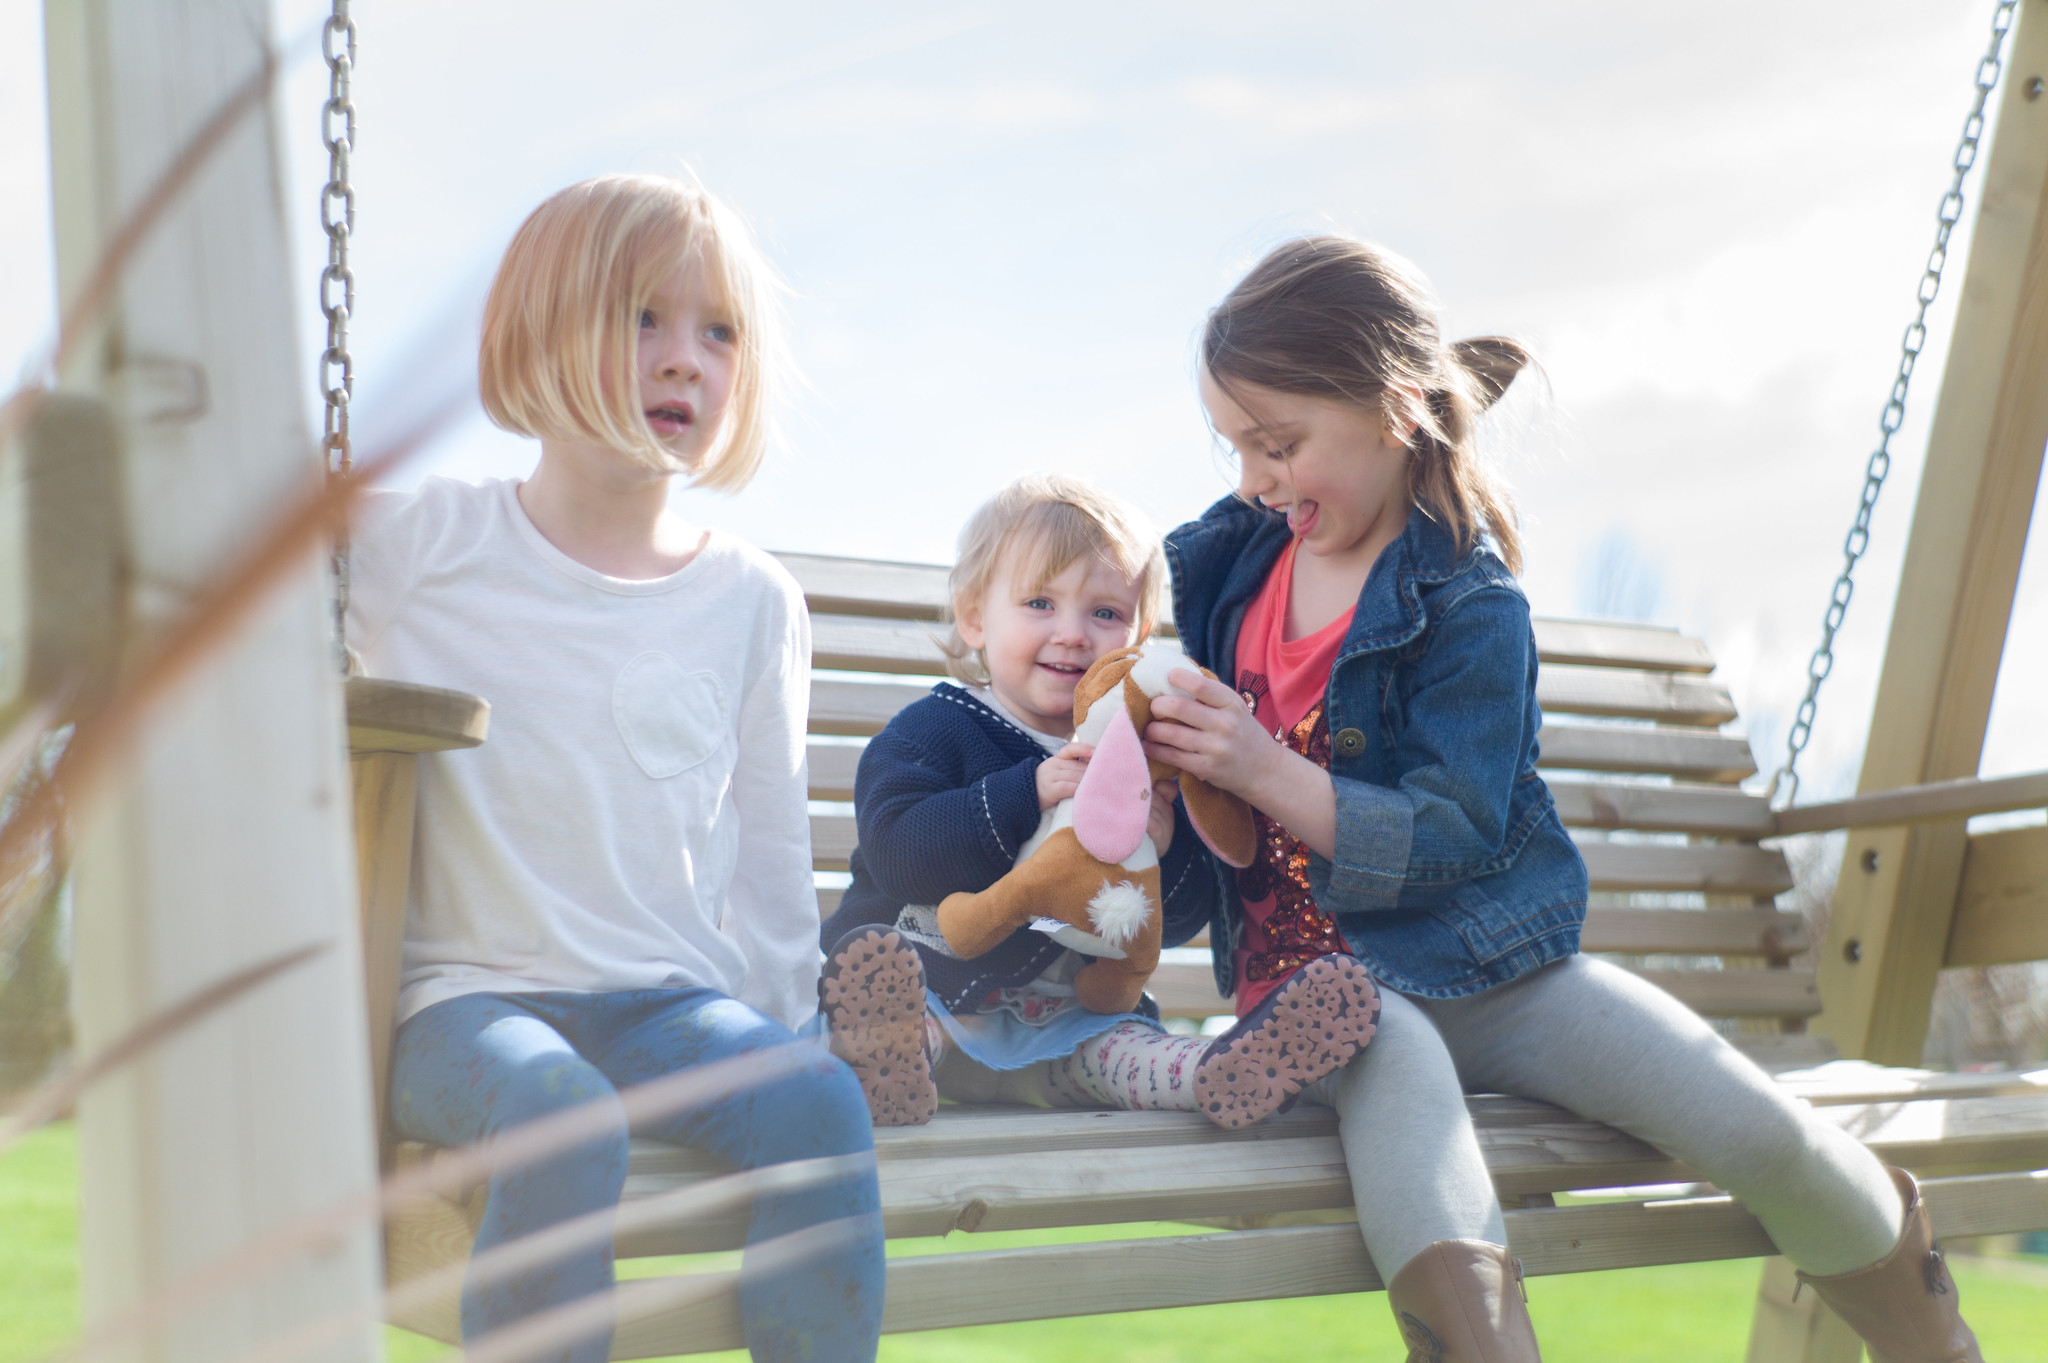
1036,742 -> 1093,809
1145,667 -> 1337,860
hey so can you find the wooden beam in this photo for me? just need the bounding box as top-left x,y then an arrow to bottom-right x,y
1774,768 -> 2048,836
1818,0 -> 2048,1065
46,1 -> 386,1357
602,1170 -> 2048,1355
1945,823 -> 2048,965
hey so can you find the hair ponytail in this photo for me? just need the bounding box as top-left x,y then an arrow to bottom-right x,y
1203,238 -> 1530,574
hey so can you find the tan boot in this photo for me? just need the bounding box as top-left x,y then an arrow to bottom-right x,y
1795,1167 -> 1982,1363
1385,1239 -> 1540,1362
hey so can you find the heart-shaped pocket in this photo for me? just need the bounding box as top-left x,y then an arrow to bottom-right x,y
612,652 -> 726,779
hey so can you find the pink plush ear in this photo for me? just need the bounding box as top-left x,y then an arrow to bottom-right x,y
1072,703 -> 1152,864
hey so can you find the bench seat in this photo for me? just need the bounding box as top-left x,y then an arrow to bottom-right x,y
384,1064 -> 2048,1352
352,551 -> 2048,1356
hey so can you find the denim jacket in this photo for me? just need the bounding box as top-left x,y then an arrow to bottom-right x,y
1166,496 -> 1587,1000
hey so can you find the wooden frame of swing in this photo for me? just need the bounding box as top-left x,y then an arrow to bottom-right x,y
349,5 -> 2048,1355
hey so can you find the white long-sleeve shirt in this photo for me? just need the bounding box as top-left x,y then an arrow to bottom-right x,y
347,476 -> 818,1030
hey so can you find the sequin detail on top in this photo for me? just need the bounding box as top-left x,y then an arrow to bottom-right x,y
1236,697 -> 1347,984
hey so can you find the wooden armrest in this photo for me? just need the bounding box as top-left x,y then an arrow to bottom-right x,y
347,677 -> 490,755
1772,769 -> 2048,836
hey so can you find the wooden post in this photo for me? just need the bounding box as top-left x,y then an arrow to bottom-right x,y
1815,0 -> 2048,1067
44,3 -> 385,1360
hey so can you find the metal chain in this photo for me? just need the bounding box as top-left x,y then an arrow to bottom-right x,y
1768,0 -> 2019,811
320,0 -> 356,667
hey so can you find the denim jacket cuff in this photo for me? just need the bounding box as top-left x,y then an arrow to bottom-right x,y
1311,775 -> 1414,911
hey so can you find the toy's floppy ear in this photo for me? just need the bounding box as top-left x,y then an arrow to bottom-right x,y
1072,703 -> 1152,864
1180,773 -> 1256,868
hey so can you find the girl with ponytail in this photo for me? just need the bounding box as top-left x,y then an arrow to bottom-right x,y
1144,237 -> 1971,1360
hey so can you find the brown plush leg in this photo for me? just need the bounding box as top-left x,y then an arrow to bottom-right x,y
1072,865 -> 1162,1014
937,828 -> 1115,957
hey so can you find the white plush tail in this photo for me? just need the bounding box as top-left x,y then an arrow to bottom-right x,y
1087,880 -> 1153,949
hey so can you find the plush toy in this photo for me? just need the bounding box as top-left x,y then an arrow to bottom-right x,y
935,643 -> 1258,1015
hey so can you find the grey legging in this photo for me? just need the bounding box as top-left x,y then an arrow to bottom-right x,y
1306,954 -> 1905,1282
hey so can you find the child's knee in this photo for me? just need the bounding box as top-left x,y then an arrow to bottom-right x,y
756,1052 -> 876,1159
490,1055 -> 629,1157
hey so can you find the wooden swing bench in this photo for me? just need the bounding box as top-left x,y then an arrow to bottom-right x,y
350,550 -> 2048,1357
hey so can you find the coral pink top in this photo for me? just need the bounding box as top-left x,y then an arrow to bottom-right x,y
1230,540 -> 1355,1016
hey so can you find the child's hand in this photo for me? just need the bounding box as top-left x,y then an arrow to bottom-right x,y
1036,742 -> 1093,810
1146,778 -> 1177,853
1147,667 -> 1339,860
1144,668 -> 1283,802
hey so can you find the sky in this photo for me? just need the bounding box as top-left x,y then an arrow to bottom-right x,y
4,0 -> 2045,807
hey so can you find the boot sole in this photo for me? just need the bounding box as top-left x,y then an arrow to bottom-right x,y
1193,955 -> 1380,1130
822,929 -> 937,1127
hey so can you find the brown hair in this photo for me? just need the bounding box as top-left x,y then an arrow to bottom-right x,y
478,174 -> 784,491
1202,236 -> 1529,573
941,474 -> 1167,685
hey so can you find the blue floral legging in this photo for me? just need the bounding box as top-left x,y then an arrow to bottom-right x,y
389,988 -> 883,1363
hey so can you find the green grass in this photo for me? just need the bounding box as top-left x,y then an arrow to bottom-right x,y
7,1122 -> 2044,1362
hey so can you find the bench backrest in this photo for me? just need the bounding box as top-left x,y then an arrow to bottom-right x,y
780,552 -> 1821,1054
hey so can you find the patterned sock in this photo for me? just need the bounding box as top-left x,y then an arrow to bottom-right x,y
1047,1023 -> 1209,1112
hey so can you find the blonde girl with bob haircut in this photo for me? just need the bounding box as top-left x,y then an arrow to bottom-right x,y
1147,235 -> 1976,1359
351,173 -> 884,1363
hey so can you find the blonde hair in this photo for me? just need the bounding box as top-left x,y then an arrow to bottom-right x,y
1203,236 -> 1529,574
478,173 -> 784,491
941,474 -> 1168,685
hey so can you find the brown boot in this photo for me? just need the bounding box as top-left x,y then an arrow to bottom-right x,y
1795,1167 -> 1982,1363
1385,1239 -> 1540,1362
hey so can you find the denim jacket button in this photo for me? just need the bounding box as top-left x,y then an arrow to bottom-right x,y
1334,727 -> 1367,756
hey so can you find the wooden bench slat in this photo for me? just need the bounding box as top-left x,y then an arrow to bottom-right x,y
1635,968 -> 1820,1018
606,1168 -> 2048,1355
809,678 -> 931,737
774,552 -> 953,620
811,752 -> 1774,839
809,617 -> 1737,725
809,732 -> 1765,797
807,813 -> 1791,896
1528,619 -> 1716,675
807,743 -> 861,801
775,553 -> 1722,676
613,1086 -> 2047,1256
1535,724 -> 1757,783
810,679 -> 1757,778
1538,664 -> 1736,727
1576,841 -> 1793,896
1545,780 -> 1773,837
1579,907 -> 1808,957
1147,960 -> 1820,1020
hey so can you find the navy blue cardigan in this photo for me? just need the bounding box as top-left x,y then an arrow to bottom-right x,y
821,682 -> 1220,1011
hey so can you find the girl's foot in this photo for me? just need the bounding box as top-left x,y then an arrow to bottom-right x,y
821,928 -> 937,1126
1193,954 -> 1380,1130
